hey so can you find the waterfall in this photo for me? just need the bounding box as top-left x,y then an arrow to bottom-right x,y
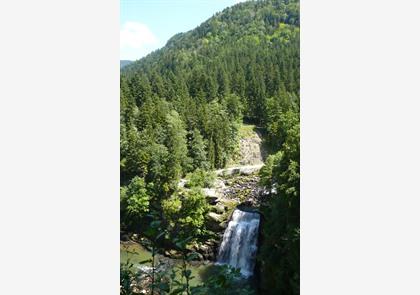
216,209 -> 260,277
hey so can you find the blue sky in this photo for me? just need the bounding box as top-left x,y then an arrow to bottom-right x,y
120,0 -> 246,61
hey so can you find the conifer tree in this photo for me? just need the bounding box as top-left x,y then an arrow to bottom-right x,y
189,128 -> 209,170
164,110 -> 189,183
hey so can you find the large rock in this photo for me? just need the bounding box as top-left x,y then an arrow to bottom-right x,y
212,203 -> 226,214
177,179 -> 187,188
203,188 -> 218,204
206,212 -> 224,231
215,164 -> 263,177
196,244 -> 214,260
240,165 -> 263,175
207,212 -> 223,222
213,178 -> 226,190
219,221 -> 228,229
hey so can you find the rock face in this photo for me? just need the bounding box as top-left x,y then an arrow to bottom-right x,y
237,129 -> 265,165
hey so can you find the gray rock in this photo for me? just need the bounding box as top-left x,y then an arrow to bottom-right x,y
212,203 -> 226,214
178,179 -> 187,188
219,221 -> 228,229
215,164 -> 263,177
203,188 -> 219,204
207,212 -> 223,222
206,212 -> 225,231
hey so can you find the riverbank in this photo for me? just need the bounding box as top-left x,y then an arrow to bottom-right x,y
120,241 -> 214,287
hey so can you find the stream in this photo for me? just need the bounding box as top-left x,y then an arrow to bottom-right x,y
120,242 -> 213,287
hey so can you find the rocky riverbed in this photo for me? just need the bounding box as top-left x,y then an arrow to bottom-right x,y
180,125 -> 268,261
123,124 -> 268,264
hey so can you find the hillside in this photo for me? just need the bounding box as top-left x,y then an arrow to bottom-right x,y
122,0 -> 299,122
121,0 -> 299,177
120,60 -> 132,69
120,1 -> 300,294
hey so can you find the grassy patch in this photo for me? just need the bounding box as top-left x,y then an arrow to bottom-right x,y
238,124 -> 257,139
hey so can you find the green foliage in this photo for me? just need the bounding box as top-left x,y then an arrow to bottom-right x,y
146,142 -> 170,193
120,0 -> 300,177
188,128 -> 209,171
258,109 -> 300,295
120,256 -> 256,295
162,188 -> 209,240
205,100 -> 240,168
191,265 -> 255,295
221,93 -> 243,122
123,177 -> 150,215
185,169 -> 216,189
120,260 -> 136,295
120,176 -> 151,229
164,110 -> 190,184
259,151 -> 283,187
120,1 -> 300,293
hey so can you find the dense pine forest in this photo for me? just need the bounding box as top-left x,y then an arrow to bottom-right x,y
120,0 -> 299,294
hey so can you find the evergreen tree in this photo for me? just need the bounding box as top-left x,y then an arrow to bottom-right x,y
189,128 -> 209,170
128,73 -> 152,107
164,110 -> 190,184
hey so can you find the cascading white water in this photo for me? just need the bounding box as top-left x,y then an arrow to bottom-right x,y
216,209 -> 260,278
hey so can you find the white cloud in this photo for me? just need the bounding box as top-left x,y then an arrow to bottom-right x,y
120,22 -> 158,50
233,0 -> 247,3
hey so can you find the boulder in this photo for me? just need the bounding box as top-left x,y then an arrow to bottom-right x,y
239,166 -> 261,176
206,212 -> 224,231
164,249 -> 181,259
219,221 -> 228,229
212,203 -> 226,214
207,212 -> 223,222
203,188 -> 218,204
213,178 -> 226,190
178,179 -> 187,188
216,164 -> 263,177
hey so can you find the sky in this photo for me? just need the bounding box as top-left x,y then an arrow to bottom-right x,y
120,0 -> 246,61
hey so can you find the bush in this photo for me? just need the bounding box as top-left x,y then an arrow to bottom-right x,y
185,169 -> 216,188
120,176 -> 151,230
162,187 -> 209,240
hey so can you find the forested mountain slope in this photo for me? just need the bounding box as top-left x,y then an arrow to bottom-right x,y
120,1 -> 299,294
122,0 -> 299,121
121,0 -> 299,179
120,60 -> 132,69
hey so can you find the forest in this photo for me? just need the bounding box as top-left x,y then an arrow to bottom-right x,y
120,0 -> 299,294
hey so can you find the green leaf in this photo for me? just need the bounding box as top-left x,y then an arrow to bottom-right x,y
186,252 -> 200,261
150,220 -> 161,228
158,282 -> 170,292
171,286 -> 186,294
156,231 -> 166,240
183,269 -> 192,278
